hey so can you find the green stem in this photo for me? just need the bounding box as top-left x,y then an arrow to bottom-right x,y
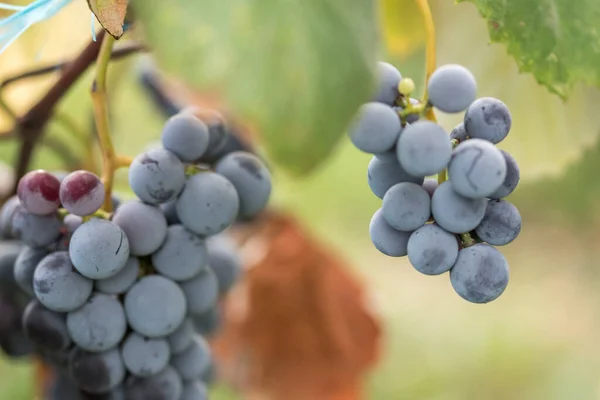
460,233 -> 475,247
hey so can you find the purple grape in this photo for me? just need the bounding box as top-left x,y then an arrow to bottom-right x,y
59,171 -> 105,216
17,170 -> 61,215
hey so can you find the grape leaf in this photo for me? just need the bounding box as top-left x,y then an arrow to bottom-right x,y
131,0 -> 378,175
456,0 -> 600,99
430,0 -> 600,180
87,0 -> 128,39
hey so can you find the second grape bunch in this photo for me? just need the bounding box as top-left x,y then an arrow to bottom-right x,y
0,108 -> 272,399
350,61 -> 522,304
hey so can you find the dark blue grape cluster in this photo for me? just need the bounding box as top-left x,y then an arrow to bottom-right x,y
350,61 -> 522,304
0,108 -> 271,399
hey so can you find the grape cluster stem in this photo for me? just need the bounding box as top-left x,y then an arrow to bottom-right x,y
91,34 -> 132,212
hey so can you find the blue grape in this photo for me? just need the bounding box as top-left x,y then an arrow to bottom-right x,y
382,182 -> 431,231
407,224 -> 459,275
176,172 -> 239,236
69,347 -> 126,394
67,293 -> 127,352
179,268 -> 219,315
14,246 -> 47,295
367,156 -> 424,199
206,235 -> 242,294
215,151 -> 272,218
33,252 -> 93,312
422,178 -> 438,198
124,366 -> 183,400
397,121 -> 452,177
81,386 -> 125,400
161,113 -> 210,162
428,64 -> 477,113
95,257 -> 140,295
191,307 -> 221,338
69,218 -> 130,279
431,181 -> 487,234
46,371 -> 83,400
373,149 -> 397,163
22,300 -> 71,351
490,150 -> 520,199
0,240 -> 22,292
0,196 -> 20,239
121,333 -> 170,377
129,148 -> 186,204
369,209 -> 411,257
151,225 -> 207,281
124,275 -> 186,337
448,139 -> 507,198
373,62 -> 401,105
475,200 -> 522,246
450,244 -> 509,303
349,102 -> 401,154
11,204 -> 62,248
170,335 -> 212,381
464,97 -> 512,144
160,200 -> 180,225
450,122 -> 468,142
180,381 -> 208,400
167,317 -> 195,355
112,200 -> 167,256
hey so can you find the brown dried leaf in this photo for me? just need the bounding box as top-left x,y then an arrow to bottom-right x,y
87,0 -> 128,39
212,210 -> 382,400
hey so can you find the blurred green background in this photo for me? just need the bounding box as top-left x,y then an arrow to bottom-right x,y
1,0 -> 600,399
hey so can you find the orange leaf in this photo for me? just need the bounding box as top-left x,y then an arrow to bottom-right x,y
212,210 -> 383,400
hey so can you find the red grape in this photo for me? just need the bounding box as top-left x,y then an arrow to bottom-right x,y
59,171 -> 105,216
17,170 -> 61,215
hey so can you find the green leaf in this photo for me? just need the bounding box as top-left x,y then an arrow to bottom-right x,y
87,0 -> 129,39
456,0 -> 600,98
430,0 -> 600,180
131,0 -> 378,175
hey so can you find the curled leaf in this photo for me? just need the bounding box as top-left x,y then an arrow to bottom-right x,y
87,0 -> 127,39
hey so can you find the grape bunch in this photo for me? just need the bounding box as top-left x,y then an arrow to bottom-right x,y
351,62 -> 522,304
0,108 -> 271,399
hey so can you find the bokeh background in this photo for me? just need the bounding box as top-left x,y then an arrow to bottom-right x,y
1,0 -> 600,399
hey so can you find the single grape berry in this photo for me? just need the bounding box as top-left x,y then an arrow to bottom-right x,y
448,139 -> 507,198
407,224 -> 459,276
59,170 -> 105,216
422,178 -> 438,198
162,113 -> 210,162
382,182 -> 431,232
431,181 -> 487,234
369,209 -> 411,257
373,62 -> 402,106
349,102 -> 402,154
397,121 -> 452,177
129,148 -> 186,204
475,199 -> 522,246
367,156 -> 424,199
215,151 -> 272,219
450,122 -> 468,143
427,64 -> 477,113
69,218 -> 130,280
464,97 -> 512,144
450,244 -> 509,303
489,150 -> 520,199
176,172 -> 240,236
17,170 -> 61,215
